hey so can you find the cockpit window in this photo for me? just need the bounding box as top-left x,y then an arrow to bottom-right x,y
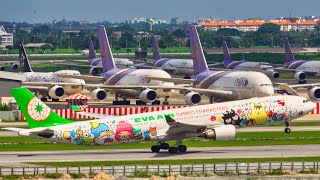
260,84 -> 272,87
73,73 -> 80,75
303,100 -> 309,103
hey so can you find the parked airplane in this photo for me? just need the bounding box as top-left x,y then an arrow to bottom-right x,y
0,61 -> 19,71
4,87 -> 315,153
217,41 -> 280,79
275,37 -> 319,82
146,26 -> 274,104
0,43 -> 86,101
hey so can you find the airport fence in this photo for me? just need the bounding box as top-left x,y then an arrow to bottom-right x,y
0,162 -> 319,176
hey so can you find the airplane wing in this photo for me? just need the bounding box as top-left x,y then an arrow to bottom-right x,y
0,71 -> 26,81
3,127 -> 55,138
134,63 -> 154,69
279,83 -> 320,89
207,62 -> 223,67
144,76 -> 196,84
274,83 -> 300,96
274,67 -> 318,75
53,62 -> 97,68
21,82 -> 85,87
56,74 -> 105,82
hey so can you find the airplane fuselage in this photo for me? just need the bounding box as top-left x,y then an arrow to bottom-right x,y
154,58 -> 193,75
286,60 -> 320,76
226,61 -> 277,77
193,70 -> 274,100
102,68 -> 174,99
90,58 -> 133,68
26,95 -> 314,146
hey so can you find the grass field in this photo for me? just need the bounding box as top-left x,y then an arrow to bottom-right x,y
1,131 -> 320,151
30,156 -> 320,167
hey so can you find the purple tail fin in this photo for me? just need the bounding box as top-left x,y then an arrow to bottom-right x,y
98,25 -> 116,72
152,36 -> 161,62
88,38 -> 96,63
189,25 -> 208,75
283,37 -> 295,64
222,41 -> 232,67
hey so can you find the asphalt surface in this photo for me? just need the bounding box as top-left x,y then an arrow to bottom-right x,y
0,144 -> 319,165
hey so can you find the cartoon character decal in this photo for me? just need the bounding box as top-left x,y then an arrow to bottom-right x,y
248,102 -> 268,125
115,121 -> 134,141
143,127 -> 158,141
268,100 -> 288,122
91,122 -> 114,140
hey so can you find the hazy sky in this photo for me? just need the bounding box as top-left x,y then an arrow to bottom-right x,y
1,0 -> 319,23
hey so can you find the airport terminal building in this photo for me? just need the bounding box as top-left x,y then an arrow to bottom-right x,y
0,26 -> 13,49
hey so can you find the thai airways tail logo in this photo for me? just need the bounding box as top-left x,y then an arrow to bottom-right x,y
27,97 -> 51,121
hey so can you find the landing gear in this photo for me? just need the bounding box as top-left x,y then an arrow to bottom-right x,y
52,98 -> 59,102
152,100 -> 161,105
41,97 -> 48,102
298,80 -> 307,84
184,75 -> 191,79
285,121 -> 291,133
209,96 -> 215,104
113,94 -> 130,105
163,96 -> 169,105
136,100 -> 147,105
150,141 -> 187,153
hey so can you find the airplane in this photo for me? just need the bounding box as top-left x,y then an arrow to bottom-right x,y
215,41 -> 280,79
53,38 -> 134,76
136,36 -> 194,78
3,87 -> 315,153
146,26 -> 275,104
0,43 -> 86,101
0,61 -> 19,71
274,37 -> 319,82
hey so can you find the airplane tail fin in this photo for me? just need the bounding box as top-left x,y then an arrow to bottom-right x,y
283,37 -> 295,64
152,36 -> 161,62
189,25 -> 208,75
19,43 -> 33,72
98,25 -> 116,72
222,41 -> 232,67
11,87 -> 73,128
88,38 -> 96,62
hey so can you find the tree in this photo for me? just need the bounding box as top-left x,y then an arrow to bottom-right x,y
115,46 -> 121,55
126,48 -> 132,55
256,23 -> 281,35
5,45 -> 13,50
217,28 -> 241,36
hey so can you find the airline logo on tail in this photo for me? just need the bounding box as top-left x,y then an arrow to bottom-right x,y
27,97 -> 51,121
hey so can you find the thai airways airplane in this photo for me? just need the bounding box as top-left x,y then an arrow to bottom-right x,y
0,43 -> 85,101
0,61 -> 19,71
4,87 -> 315,153
275,37 -> 319,82
147,26 -> 274,104
217,41 -> 280,79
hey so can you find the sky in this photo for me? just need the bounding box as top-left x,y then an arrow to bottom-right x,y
1,0 -> 319,23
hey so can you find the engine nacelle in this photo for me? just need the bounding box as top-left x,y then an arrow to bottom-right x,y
89,67 -> 101,76
0,66 -> 4,71
294,71 -> 306,81
140,89 -> 157,103
184,91 -> 201,105
201,125 -> 236,141
308,86 -> 320,100
271,72 -> 280,79
11,63 -> 18,70
48,85 -> 65,99
90,88 -> 107,101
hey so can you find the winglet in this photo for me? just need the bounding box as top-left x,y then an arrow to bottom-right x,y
88,38 -> 96,61
188,25 -> 209,75
222,41 -> 232,67
152,36 -> 161,62
275,83 -> 300,96
19,43 -> 33,72
98,25 -> 116,72
283,37 -> 295,64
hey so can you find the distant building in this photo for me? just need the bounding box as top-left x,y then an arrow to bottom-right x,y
170,18 -> 183,25
0,26 -> 13,49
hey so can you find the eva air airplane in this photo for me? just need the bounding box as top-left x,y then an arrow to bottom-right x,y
4,87 -> 315,153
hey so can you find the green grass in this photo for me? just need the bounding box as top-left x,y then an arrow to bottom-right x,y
267,121 -> 320,127
29,156 -> 320,167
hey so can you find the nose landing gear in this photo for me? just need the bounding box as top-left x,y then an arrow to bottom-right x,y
284,121 -> 291,133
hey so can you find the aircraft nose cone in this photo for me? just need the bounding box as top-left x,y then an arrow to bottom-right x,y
260,87 -> 274,96
308,101 -> 316,113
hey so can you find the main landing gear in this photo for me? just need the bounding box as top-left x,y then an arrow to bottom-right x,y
151,141 -> 187,153
284,121 -> 291,133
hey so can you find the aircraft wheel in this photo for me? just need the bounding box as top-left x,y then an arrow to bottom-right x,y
151,145 -> 160,153
160,143 -> 169,150
168,147 -> 178,153
177,145 -> 187,152
284,127 -> 291,133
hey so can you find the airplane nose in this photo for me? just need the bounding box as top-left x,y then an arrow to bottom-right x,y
308,101 -> 316,113
260,87 -> 274,96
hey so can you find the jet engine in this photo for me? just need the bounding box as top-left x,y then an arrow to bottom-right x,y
308,86 -> 320,100
11,63 -> 18,70
200,125 -> 236,141
0,66 -> 4,71
184,91 -> 201,105
89,67 -> 101,76
271,72 -> 280,79
140,89 -> 157,103
294,71 -> 306,81
48,85 -> 65,99
90,88 -> 107,101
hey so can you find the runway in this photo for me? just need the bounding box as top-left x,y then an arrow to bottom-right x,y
0,144 -> 319,165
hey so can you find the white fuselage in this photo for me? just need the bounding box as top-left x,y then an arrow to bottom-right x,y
290,61 -> 320,76
24,70 -> 85,94
23,95 -> 315,146
196,71 -> 274,100
231,62 -> 276,77
90,58 -> 134,68
154,59 -> 193,75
